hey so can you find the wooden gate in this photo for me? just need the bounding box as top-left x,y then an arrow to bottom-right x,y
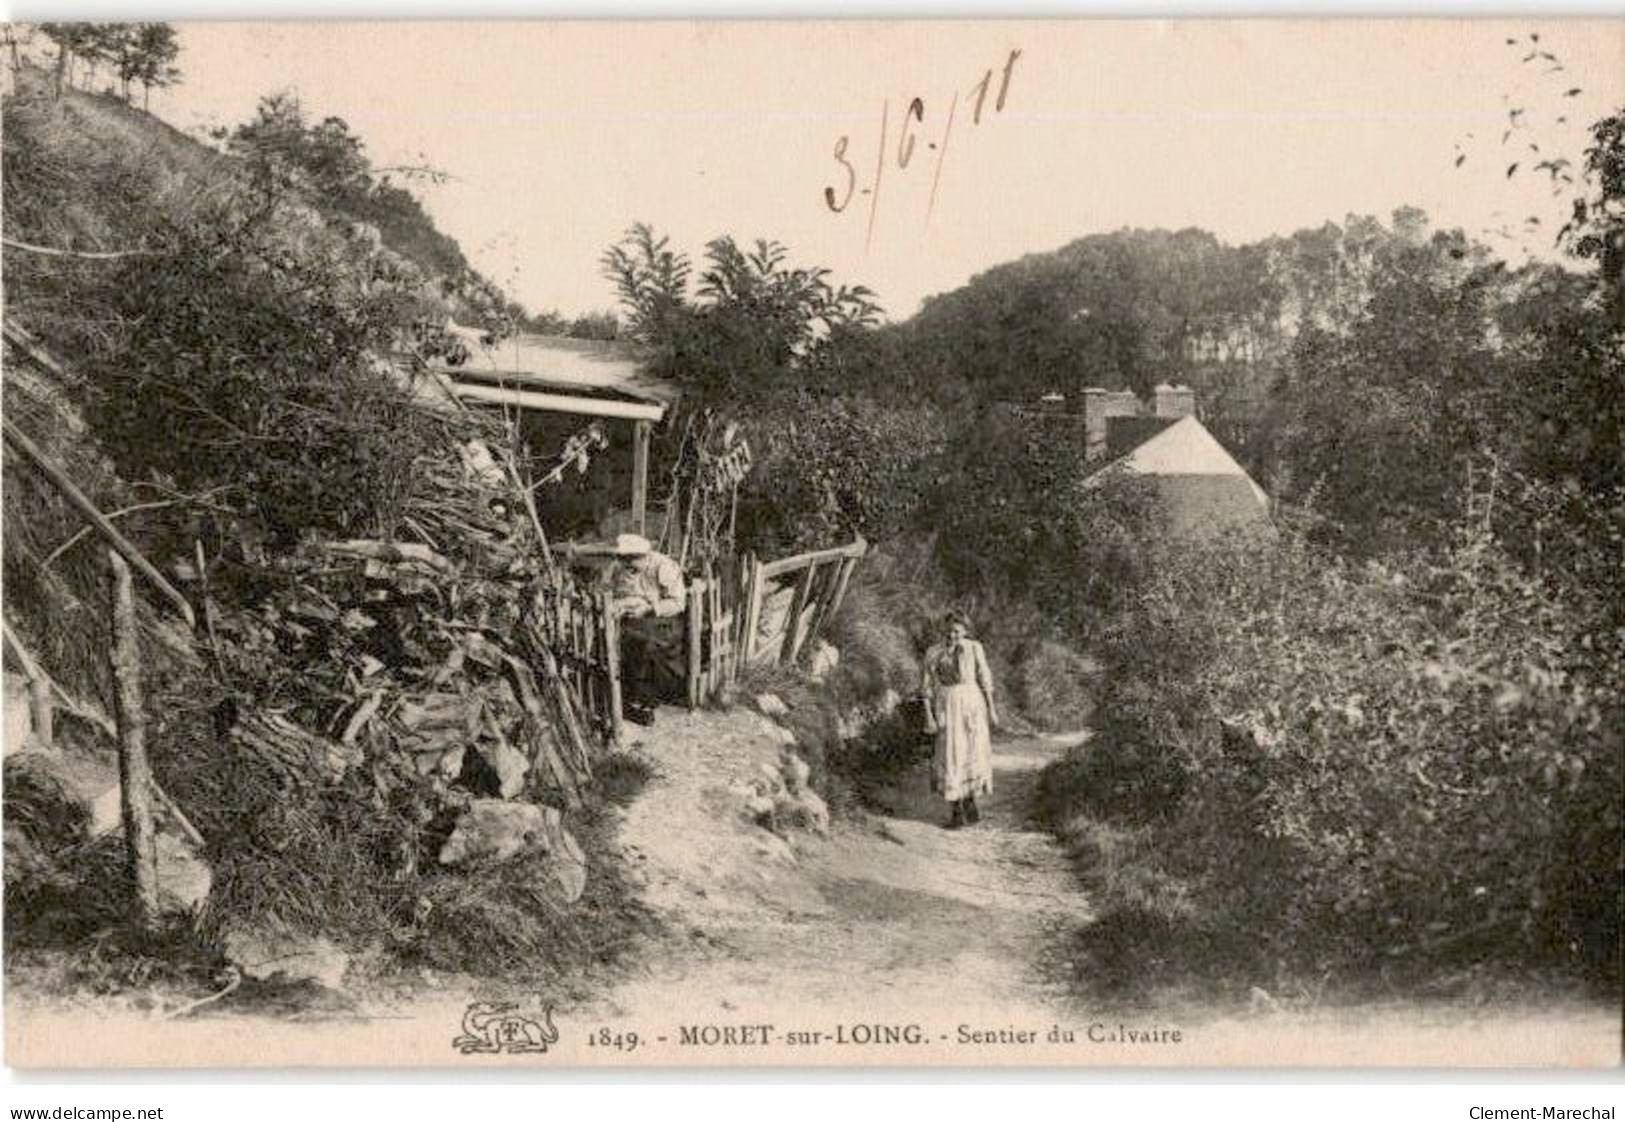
684,535 -> 866,708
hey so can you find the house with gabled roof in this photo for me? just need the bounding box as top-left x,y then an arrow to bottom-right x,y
1078,382 -> 1273,538
1010,382 -> 1272,538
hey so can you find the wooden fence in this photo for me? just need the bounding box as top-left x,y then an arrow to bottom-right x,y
527,534 -> 868,726
526,580 -> 624,744
685,535 -> 867,708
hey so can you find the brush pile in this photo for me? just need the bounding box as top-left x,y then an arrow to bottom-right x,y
199,433 -> 597,892
214,543 -> 590,809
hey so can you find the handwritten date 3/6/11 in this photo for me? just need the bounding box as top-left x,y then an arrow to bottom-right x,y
824,48 -> 1021,246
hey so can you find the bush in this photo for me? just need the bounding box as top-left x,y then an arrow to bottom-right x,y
736,394 -> 947,556
1004,639 -> 1098,733
1056,502 -> 1622,995
4,80 -> 490,548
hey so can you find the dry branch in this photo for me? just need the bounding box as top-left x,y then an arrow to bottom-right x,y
40,489 -> 232,571
318,539 -> 454,574
502,654 -> 583,808
3,417 -> 196,628
3,320 -> 69,378
2,236 -> 160,260
229,710 -> 360,788
2,617 -> 54,746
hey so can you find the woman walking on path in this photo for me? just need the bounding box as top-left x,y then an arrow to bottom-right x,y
921,611 -> 1000,829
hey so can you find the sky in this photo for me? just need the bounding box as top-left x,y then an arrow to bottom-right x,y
140,19 -> 1624,322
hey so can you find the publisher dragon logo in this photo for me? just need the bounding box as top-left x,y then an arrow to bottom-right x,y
453,999 -> 560,1055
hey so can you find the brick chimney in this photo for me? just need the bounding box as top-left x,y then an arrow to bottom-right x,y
1154,383 -> 1197,419
1082,387 -> 1144,462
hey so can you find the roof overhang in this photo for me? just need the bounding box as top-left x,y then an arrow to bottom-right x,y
450,380 -> 668,423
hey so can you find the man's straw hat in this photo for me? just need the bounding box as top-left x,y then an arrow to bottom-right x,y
608,533 -> 653,556
565,532 -> 653,559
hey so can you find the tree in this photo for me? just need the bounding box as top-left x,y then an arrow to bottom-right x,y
34,22 -> 179,104
132,23 -> 181,109
1559,110 -> 1625,325
1463,35 -> 1622,322
104,24 -> 139,100
1263,212 -> 1526,552
3,24 -> 38,74
567,311 -> 619,340
599,222 -> 692,346
904,228 -> 1270,408
215,91 -> 515,352
38,22 -> 99,98
74,24 -> 123,92
227,92 -> 371,200
602,224 -> 881,402
524,309 -> 570,335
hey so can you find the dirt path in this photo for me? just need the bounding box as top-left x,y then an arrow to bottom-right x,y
580,707 -> 1088,1028
563,709 -> 1620,1068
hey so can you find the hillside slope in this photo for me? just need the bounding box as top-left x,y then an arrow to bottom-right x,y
2,66 -> 649,1009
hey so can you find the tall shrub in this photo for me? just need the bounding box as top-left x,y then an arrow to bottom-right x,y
1078,505 -> 1622,988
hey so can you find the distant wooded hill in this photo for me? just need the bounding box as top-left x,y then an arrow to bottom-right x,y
808,213 -> 1602,482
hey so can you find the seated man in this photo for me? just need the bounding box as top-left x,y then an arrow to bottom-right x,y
599,534 -> 685,620
565,534 -> 687,713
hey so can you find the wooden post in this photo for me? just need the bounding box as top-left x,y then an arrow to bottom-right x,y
726,553 -> 747,686
708,579 -> 724,697
3,620 -> 54,748
744,549 -> 760,663
576,595 -> 592,723
26,671 -> 52,748
552,587 -> 569,702
108,551 -> 159,933
810,556 -> 858,646
702,579 -> 714,698
685,578 -> 704,708
826,554 -> 859,619
630,420 -> 651,537
601,592 -> 624,744
780,561 -> 820,666
727,555 -> 744,683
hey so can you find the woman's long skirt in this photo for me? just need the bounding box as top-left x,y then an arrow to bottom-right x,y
934,682 -> 993,802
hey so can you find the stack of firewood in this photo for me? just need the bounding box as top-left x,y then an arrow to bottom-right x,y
211,531 -> 594,820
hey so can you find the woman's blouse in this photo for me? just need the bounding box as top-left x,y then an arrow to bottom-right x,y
920,638 -> 994,702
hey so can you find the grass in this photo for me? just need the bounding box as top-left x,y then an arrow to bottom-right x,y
6,745 -> 660,1012
1006,639 -> 1098,732
593,749 -> 658,807
1038,736 -> 1624,1012
1042,813 -> 1230,1004
411,798 -> 659,986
